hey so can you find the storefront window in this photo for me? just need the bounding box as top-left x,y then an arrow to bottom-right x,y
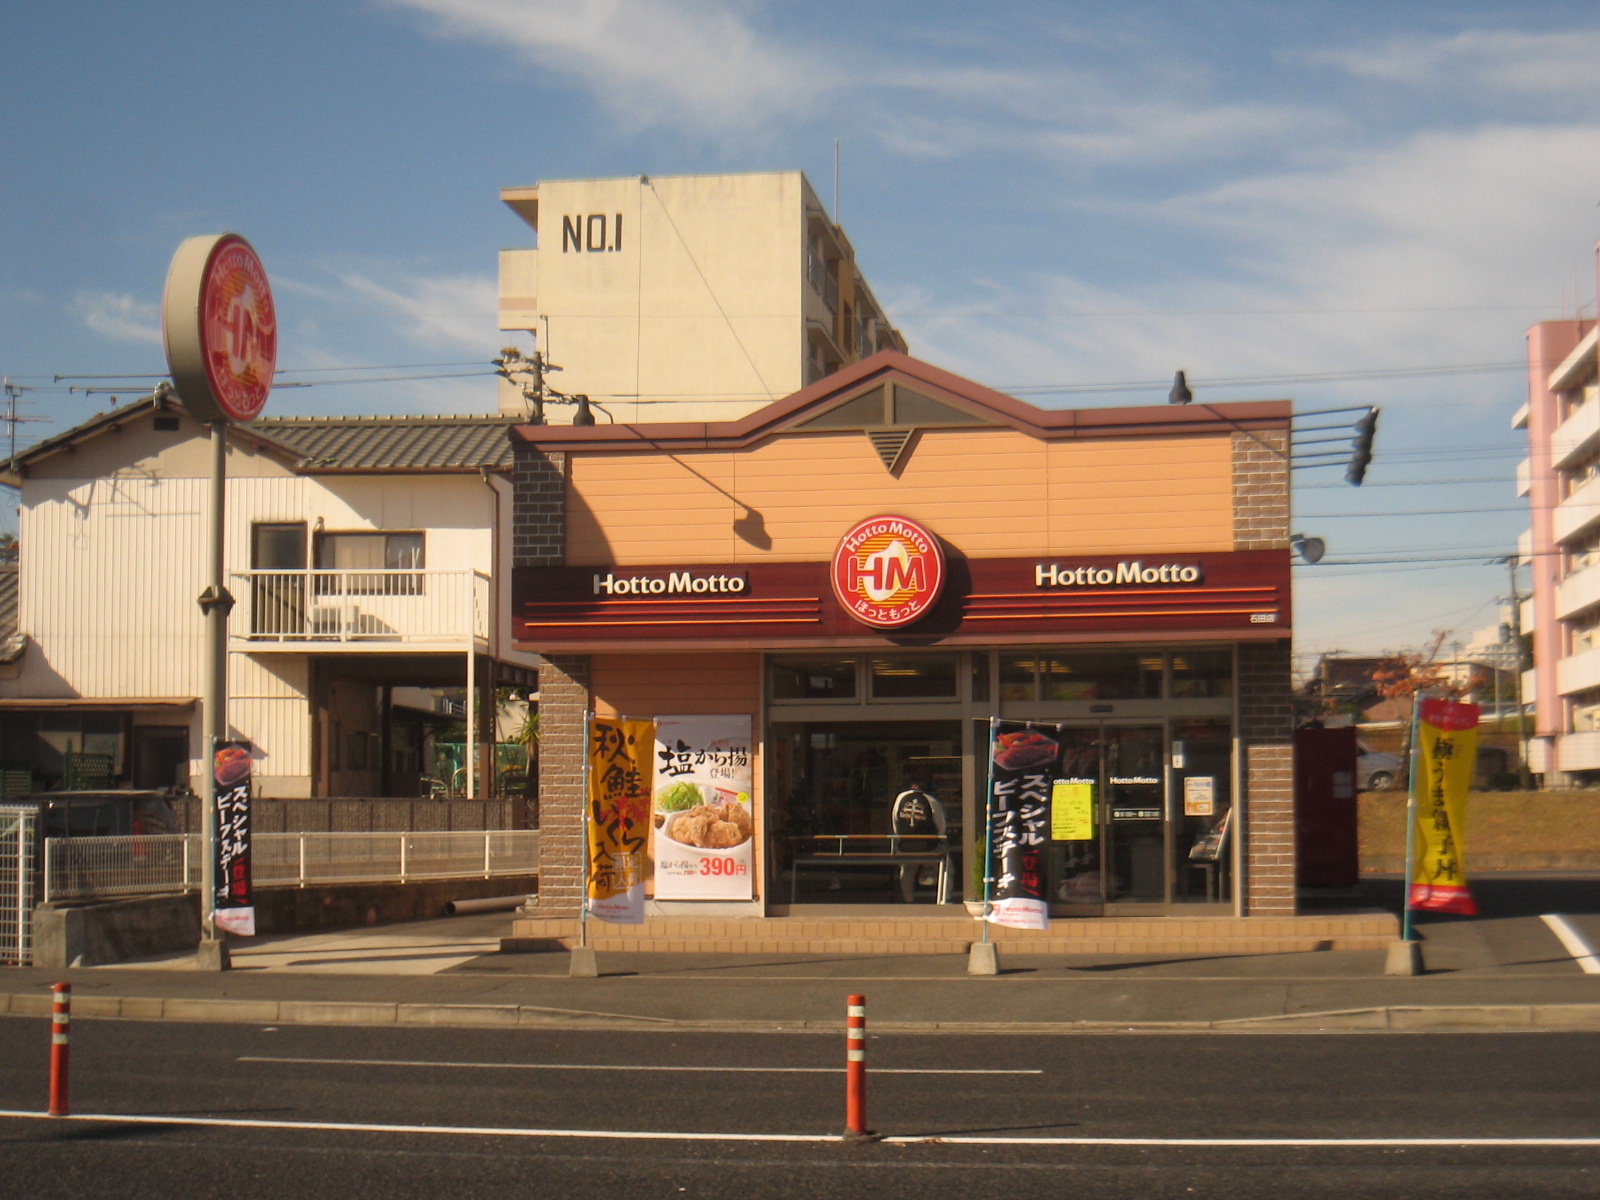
869,654 -> 959,700
770,657 -> 858,701
998,654 -> 1036,701
1170,649 -> 1234,698
1043,651 -> 1162,701
1171,718 -> 1233,905
768,719 -> 963,905
970,653 -> 991,702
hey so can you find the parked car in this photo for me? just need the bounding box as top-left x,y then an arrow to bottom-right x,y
1355,742 -> 1403,790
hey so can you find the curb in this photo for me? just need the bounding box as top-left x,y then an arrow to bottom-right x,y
4,992 -> 1599,1033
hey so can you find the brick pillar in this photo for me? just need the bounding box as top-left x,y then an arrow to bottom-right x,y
511,443 -> 583,913
534,653 -> 589,915
1232,429 -> 1289,548
1239,639 -> 1295,915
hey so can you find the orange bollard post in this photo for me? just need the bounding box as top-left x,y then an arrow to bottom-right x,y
844,993 -> 872,1139
48,982 -> 70,1117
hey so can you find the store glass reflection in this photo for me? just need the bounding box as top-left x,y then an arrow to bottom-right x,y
768,720 -> 963,905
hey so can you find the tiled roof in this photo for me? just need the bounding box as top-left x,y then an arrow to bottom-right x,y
251,415 -> 516,472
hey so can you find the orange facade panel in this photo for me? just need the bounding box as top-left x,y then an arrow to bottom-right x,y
590,652 -> 762,718
566,428 -> 1235,566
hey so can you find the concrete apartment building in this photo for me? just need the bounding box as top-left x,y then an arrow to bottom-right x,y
1516,240 -> 1600,783
497,171 -> 907,423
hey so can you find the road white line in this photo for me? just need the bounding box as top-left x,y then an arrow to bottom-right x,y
4,1111 -> 1597,1148
238,1056 -> 1040,1075
1541,914 -> 1600,975
884,1135 -> 1600,1147
0,1110 -> 831,1142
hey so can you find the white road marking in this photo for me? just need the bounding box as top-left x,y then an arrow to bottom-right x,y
884,1134 -> 1600,1147
237,1055 -> 1040,1075
3,1111 -> 1598,1148
1541,914 -> 1600,975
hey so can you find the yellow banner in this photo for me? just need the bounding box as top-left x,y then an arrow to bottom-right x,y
1409,698 -> 1479,915
586,716 -> 654,924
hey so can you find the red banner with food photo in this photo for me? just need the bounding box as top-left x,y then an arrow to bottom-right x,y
985,721 -> 1060,930
212,741 -> 255,937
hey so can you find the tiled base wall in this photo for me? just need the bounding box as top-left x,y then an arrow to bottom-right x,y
506,913 -> 1397,956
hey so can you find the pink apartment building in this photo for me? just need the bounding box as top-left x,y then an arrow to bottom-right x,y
1517,240 -> 1600,783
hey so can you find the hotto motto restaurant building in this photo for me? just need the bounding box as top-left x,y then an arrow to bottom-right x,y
507,351 -> 1389,952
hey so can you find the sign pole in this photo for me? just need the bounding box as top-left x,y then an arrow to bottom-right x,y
160,231 -> 275,970
570,712 -> 598,976
197,421 -> 232,969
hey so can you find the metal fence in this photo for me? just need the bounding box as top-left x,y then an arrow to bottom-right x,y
42,829 -> 539,904
170,797 -> 527,834
0,805 -> 36,964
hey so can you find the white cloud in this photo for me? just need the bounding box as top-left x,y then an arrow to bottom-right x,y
1304,29 -> 1600,106
70,291 -> 162,345
387,0 -> 834,132
333,270 -> 500,353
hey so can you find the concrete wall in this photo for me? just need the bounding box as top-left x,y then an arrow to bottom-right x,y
32,874 -> 537,968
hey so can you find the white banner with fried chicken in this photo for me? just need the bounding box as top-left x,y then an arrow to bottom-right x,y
651,715 -> 755,900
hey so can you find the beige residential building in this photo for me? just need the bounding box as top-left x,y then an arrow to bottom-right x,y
497,171 -> 907,423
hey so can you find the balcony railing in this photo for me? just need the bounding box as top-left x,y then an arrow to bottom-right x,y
231,570 -> 490,646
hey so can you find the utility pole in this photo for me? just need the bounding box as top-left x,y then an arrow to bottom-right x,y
1506,555 -> 1534,789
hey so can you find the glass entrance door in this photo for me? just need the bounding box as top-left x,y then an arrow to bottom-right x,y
1045,724 -> 1168,912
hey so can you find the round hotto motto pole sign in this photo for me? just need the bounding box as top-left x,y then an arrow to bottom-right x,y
831,514 -> 946,629
162,232 -> 277,424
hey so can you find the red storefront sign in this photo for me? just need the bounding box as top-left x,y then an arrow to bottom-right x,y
513,549 -> 1290,648
830,515 -> 946,630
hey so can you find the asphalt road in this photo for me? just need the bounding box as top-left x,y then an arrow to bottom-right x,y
2,1016 -> 1598,1198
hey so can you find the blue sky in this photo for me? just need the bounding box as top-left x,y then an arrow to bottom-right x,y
4,1 -> 1599,676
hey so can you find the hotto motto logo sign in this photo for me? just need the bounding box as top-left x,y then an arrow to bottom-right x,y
831,515 -> 946,629
162,233 -> 277,424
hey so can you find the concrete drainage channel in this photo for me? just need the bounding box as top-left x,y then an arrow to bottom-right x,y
4,992 -> 1600,1033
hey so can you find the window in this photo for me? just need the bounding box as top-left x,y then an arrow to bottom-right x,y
771,657 -> 858,701
1043,651 -> 1162,701
315,532 -> 424,595
869,654 -> 959,699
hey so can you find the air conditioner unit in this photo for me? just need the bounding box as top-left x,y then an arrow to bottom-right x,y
311,605 -> 360,637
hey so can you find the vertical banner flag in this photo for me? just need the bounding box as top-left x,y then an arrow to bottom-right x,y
212,742 -> 255,937
987,722 -> 1058,930
652,715 -> 755,901
586,717 -> 654,924
1409,698 -> 1480,915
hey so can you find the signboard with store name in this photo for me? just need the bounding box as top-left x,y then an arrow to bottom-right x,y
513,549 -> 1289,648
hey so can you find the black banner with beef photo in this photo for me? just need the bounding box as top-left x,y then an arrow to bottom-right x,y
984,720 -> 1061,930
212,741 -> 255,936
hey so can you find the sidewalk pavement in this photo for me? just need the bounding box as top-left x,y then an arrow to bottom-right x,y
3,908 -> 1597,1033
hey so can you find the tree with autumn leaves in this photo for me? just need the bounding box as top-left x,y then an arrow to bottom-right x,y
1371,631 -> 1470,781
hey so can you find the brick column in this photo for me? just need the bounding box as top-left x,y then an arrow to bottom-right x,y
535,653 -> 589,915
511,444 -> 587,914
1239,638 -> 1295,914
1232,427 -> 1294,914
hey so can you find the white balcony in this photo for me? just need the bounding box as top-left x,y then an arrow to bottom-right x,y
1518,528 -> 1533,560
1521,595 -> 1536,634
1523,667 -> 1538,702
1551,399 -> 1600,468
1555,645 -> 1600,697
1553,474 -> 1600,545
1556,564 -> 1600,621
231,570 -> 490,652
1557,731 -> 1600,772
1516,457 -> 1531,498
